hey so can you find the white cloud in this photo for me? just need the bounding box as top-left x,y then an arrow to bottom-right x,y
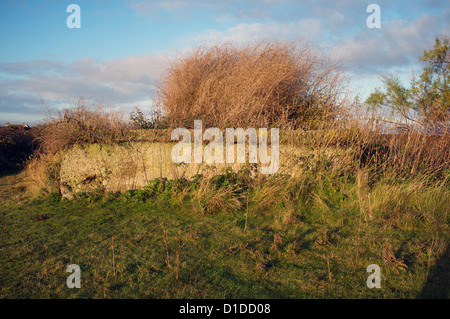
71,55 -> 168,84
127,0 -> 192,16
0,55 -> 170,121
159,0 -> 189,10
192,19 -> 324,44
126,0 -> 157,16
334,10 -> 450,74
3,0 -> 449,124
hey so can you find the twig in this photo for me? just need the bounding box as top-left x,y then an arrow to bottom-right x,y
112,236 -> 116,278
176,230 -> 181,281
163,228 -> 172,274
244,194 -> 249,232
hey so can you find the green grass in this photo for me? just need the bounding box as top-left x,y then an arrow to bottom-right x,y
1,169 -> 448,299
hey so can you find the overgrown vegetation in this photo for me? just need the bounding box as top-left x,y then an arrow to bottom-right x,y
129,107 -> 166,129
1,38 -> 449,299
366,35 -> 449,134
156,40 -> 345,129
25,99 -> 140,196
0,125 -> 38,176
37,99 -> 132,155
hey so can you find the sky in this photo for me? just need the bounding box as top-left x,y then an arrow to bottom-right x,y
0,0 -> 449,124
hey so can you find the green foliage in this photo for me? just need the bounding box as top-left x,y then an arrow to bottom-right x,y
145,177 -> 187,196
129,109 -> 153,129
129,108 -> 167,129
1,171 -> 448,298
122,189 -> 150,203
366,35 -> 450,132
211,167 -> 248,190
365,88 -> 387,111
412,36 -> 450,127
48,191 -> 62,202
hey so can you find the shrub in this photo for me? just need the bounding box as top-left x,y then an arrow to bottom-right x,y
25,99 -> 132,195
37,98 -> 132,155
129,107 -> 167,129
0,125 -> 38,174
365,35 -> 450,134
323,106 -> 450,182
156,40 -> 346,129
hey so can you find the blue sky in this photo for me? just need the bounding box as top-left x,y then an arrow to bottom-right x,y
0,0 -> 449,124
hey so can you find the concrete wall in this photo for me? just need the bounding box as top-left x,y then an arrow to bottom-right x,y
59,141 -> 344,198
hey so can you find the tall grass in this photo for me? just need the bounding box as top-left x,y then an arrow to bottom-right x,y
304,101 -> 450,183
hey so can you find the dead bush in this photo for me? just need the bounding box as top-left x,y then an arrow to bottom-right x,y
37,98 -> 132,155
26,99 -> 133,194
156,40 -> 346,129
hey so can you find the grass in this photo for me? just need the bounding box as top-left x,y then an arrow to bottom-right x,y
1,167 -> 448,298
2,105 -> 448,299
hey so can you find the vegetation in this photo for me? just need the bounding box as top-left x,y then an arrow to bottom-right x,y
156,40 -> 345,129
129,107 -> 166,129
37,99 -> 132,156
366,35 -> 450,134
0,124 -> 38,176
1,167 -> 448,298
0,38 -> 449,299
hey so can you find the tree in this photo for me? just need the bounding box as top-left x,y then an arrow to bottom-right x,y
366,35 -> 449,133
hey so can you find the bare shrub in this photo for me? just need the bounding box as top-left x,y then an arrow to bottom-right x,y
156,40 -> 346,129
26,98 -> 133,194
37,98 -> 132,155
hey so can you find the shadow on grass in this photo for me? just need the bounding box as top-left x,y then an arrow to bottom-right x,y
417,243 -> 450,299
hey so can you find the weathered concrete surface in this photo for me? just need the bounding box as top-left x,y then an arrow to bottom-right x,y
59,141 -> 347,198
60,143 -> 175,198
59,142 -> 275,198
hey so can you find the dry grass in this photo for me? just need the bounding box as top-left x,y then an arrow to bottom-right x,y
191,178 -> 244,214
25,152 -> 61,195
250,176 -> 290,214
18,40 -> 449,197
156,40 -> 346,129
304,102 -> 450,182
